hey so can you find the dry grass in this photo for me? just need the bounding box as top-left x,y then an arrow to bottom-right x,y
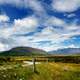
0,62 -> 80,80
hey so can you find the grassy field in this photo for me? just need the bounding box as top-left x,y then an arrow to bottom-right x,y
0,62 -> 80,80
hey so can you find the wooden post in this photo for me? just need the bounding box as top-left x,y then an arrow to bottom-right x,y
47,58 -> 48,63
32,58 -> 36,73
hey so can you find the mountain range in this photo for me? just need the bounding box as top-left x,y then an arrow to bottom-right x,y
49,48 -> 80,55
0,47 -> 80,56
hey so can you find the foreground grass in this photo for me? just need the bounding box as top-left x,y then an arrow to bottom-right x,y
33,63 -> 80,80
0,62 -> 80,80
0,62 -> 33,80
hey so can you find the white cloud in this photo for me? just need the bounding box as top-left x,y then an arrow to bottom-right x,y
44,16 -> 65,26
0,0 -> 46,16
65,24 -> 80,31
64,14 -> 76,18
52,0 -> 80,12
0,43 -> 5,51
62,24 -> 80,38
13,18 -> 80,51
14,17 -> 38,28
0,15 -> 80,51
68,44 -> 76,48
0,1 -> 80,51
0,0 -> 24,7
0,22 -> 80,51
24,0 -> 45,15
0,16 -> 38,38
0,42 -> 9,51
13,16 -> 38,34
26,20 -> 80,51
29,26 -> 69,45
38,44 -> 79,51
0,15 -> 40,51
0,14 -> 9,22
0,28 -> 12,38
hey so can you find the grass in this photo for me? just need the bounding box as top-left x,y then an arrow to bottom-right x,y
0,62 -> 80,80
0,63 -> 33,80
32,63 -> 80,80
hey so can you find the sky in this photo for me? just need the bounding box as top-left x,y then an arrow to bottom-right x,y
0,0 -> 80,52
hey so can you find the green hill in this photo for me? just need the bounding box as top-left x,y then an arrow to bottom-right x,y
0,47 -> 47,56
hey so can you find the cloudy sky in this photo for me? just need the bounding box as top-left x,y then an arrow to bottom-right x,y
0,0 -> 80,52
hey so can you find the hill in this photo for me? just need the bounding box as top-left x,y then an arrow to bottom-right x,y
0,47 -> 47,56
49,48 -> 80,55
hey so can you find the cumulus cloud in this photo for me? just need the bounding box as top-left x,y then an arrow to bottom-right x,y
52,0 -> 80,12
0,16 -> 38,36
13,16 -> 38,34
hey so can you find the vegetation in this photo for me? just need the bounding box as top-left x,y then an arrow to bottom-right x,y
0,62 -> 33,80
0,47 -> 47,56
0,48 -> 80,80
0,61 -> 80,80
0,55 -> 80,63
47,55 -> 80,63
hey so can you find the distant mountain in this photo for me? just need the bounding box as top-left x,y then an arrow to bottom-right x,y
0,47 -> 47,56
49,48 -> 80,55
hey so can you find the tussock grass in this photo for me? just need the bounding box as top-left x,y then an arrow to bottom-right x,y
31,63 -> 80,80
0,62 -> 80,80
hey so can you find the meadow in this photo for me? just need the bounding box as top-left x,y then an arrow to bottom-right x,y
0,56 -> 80,80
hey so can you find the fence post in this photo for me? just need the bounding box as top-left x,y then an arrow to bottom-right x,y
32,58 -> 36,73
47,58 -> 48,63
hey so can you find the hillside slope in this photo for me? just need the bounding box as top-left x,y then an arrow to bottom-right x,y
0,47 -> 47,56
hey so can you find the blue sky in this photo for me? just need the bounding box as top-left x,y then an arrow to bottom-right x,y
0,0 -> 80,51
